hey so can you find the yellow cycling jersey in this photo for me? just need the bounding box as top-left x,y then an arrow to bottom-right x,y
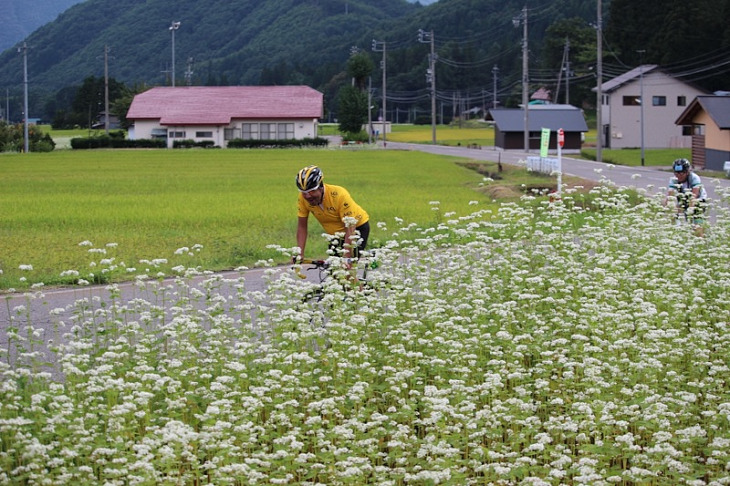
298,183 -> 369,234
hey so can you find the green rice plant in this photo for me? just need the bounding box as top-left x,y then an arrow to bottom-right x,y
388,123 -> 496,146
0,148 -> 502,290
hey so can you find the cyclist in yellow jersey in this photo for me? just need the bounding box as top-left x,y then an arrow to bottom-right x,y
295,165 -> 370,262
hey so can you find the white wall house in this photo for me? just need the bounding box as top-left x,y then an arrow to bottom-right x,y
597,65 -> 707,149
126,86 -> 323,148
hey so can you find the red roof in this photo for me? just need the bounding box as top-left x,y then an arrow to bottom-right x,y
127,86 -> 323,126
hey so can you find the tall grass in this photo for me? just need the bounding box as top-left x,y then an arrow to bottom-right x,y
0,148 -> 498,289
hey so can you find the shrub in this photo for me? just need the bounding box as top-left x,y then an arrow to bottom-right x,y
227,137 -> 328,149
70,136 -> 165,149
341,131 -> 369,143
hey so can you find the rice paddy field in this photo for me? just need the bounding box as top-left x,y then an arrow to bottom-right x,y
2,144 -> 730,485
0,148 -> 508,290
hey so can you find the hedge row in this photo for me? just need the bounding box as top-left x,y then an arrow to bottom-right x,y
227,137 -> 329,149
71,136 -> 329,150
172,139 -> 218,149
71,137 -> 166,149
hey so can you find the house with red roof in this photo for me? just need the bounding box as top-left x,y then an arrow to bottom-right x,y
126,86 -> 323,148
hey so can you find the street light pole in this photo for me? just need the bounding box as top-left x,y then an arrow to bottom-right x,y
169,21 -> 181,87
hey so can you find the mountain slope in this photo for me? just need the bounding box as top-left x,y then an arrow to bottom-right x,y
0,0 -> 603,122
0,0 -> 85,52
0,0 -> 419,92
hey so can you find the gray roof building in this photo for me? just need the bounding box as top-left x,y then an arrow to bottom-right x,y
488,105 -> 588,150
675,94 -> 730,170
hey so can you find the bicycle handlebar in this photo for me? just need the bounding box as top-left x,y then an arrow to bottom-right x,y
292,258 -> 328,279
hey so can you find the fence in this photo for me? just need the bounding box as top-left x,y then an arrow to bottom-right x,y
526,156 -> 560,175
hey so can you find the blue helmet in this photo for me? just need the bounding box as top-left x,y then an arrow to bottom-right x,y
672,158 -> 690,173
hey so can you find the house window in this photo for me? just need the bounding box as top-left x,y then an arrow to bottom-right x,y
224,128 -> 240,140
623,96 -> 640,106
242,123 -> 259,140
169,130 -> 186,138
677,96 -> 687,106
277,123 -> 295,139
195,131 -> 213,138
652,96 -> 666,106
260,123 -> 277,140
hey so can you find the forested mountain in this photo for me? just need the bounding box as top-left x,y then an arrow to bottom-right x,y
0,0 -> 728,124
0,0 -> 84,52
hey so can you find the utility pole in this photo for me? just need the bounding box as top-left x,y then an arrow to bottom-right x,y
418,29 -> 436,144
169,21 -> 181,87
565,39 -> 571,104
367,76 -> 373,144
18,42 -> 29,153
104,45 -> 110,134
637,50 -> 646,166
514,6 -> 529,152
492,65 -> 499,109
372,39 -> 387,146
557,38 -> 570,104
596,0 -> 603,162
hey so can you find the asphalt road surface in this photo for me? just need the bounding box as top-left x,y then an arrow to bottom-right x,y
386,141 -> 730,204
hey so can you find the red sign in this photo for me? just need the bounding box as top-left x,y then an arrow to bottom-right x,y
557,128 -> 565,148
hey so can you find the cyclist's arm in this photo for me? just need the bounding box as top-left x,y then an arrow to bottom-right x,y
296,216 -> 308,261
342,224 -> 355,262
690,186 -> 701,202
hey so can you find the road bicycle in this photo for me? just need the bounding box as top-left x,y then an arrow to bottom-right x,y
293,255 -> 379,304
672,192 -> 707,236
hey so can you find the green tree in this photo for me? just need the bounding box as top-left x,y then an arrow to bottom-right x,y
336,52 -> 374,135
337,84 -> 368,134
539,18 -> 597,105
50,76 -> 128,129
111,83 -> 149,131
346,51 -> 375,90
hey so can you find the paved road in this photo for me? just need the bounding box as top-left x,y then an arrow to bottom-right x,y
385,141 -> 730,204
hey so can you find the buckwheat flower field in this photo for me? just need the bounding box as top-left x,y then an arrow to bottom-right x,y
2,186 -> 729,485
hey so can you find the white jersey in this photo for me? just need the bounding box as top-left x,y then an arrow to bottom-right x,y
668,172 -> 707,200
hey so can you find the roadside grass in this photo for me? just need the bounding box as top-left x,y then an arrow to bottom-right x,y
1,147 -> 574,290
581,147 -> 690,167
